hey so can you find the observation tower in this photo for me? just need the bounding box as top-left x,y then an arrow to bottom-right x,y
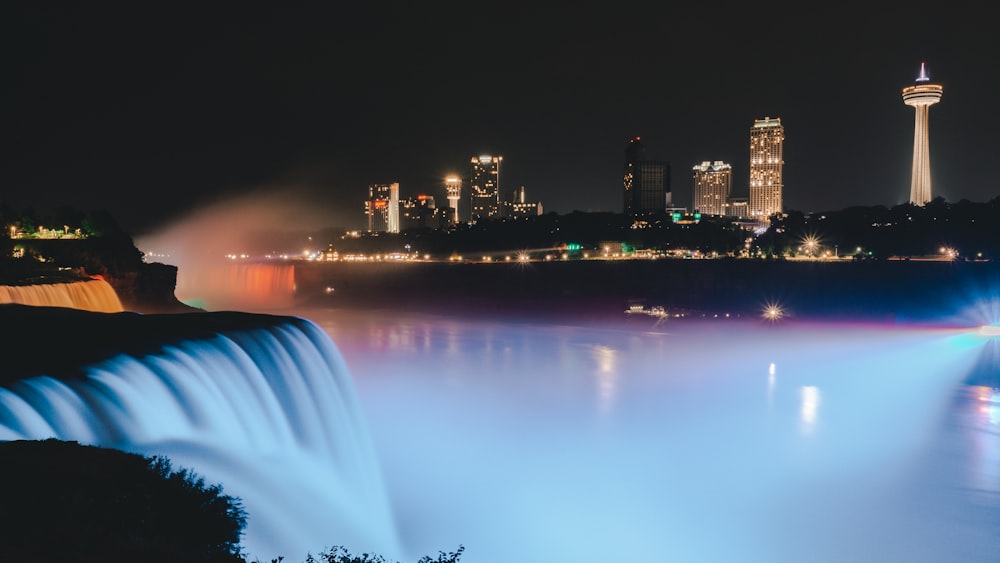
902,62 -> 943,205
445,176 -> 461,223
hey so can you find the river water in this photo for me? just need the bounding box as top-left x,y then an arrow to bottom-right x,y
275,304 -> 1000,563
164,256 -> 1000,561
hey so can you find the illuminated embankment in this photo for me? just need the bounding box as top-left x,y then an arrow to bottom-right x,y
0,279 -> 123,312
0,304 -> 400,561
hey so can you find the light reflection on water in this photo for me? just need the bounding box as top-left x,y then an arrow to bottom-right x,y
291,307 -> 1000,563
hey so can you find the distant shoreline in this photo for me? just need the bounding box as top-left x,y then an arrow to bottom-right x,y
292,258 -> 1000,325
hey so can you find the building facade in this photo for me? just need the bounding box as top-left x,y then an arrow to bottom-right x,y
623,137 -> 670,216
469,155 -> 502,221
503,185 -> 543,218
400,194 -> 450,231
691,160 -> 733,217
902,62 -> 943,205
365,182 -> 399,233
748,117 -> 784,221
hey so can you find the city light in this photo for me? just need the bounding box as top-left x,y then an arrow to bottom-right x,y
800,234 -> 820,257
762,302 -> 785,321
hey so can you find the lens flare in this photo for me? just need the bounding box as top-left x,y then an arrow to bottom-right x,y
979,325 -> 1000,337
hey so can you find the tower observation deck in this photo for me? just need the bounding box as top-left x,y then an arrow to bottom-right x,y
445,176 -> 461,223
902,62 -> 943,205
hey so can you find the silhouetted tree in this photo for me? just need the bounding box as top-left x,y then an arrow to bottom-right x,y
294,545 -> 464,563
0,439 -> 247,563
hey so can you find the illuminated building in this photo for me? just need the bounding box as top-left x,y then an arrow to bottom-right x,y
748,117 -> 784,221
445,176 -> 462,223
728,197 -> 749,220
623,137 -> 670,216
691,160 -> 732,217
400,195 -> 444,230
504,185 -> 543,218
902,62 -> 943,205
470,155 -> 501,220
365,182 -> 399,233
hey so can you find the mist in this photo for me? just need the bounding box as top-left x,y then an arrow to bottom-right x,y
134,184 -> 347,311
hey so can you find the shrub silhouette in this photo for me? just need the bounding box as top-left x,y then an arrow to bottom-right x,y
0,439 -> 463,563
292,544 -> 465,563
0,439 -> 246,563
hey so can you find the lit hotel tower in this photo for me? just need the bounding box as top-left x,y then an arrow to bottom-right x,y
445,176 -> 461,223
748,117 -> 784,221
692,160 -> 732,217
902,62 -> 943,205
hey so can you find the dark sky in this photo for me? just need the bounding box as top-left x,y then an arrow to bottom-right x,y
5,3 -> 999,236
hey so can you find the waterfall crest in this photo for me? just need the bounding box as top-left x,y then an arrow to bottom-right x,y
0,279 -> 124,312
0,306 -> 400,561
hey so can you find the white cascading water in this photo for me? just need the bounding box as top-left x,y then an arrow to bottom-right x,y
0,309 -> 401,562
0,279 -> 124,312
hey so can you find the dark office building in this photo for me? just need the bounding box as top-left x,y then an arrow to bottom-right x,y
623,137 -> 670,216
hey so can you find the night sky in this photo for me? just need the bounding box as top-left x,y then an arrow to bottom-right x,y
6,3 -> 999,236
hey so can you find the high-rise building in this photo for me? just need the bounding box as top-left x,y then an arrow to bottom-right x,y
400,194 -> 446,231
902,62 -> 943,205
469,155 -> 501,220
445,176 -> 462,223
748,117 -> 784,221
365,182 -> 399,233
691,161 -> 732,217
623,137 -> 670,216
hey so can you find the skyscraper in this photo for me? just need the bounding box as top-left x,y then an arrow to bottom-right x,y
748,117 -> 784,221
445,176 -> 462,223
692,160 -> 733,217
400,194 -> 441,230
469,155 -> 501,220
902,62 -> 943,205
623,137 -> 670,216
365,182 -> 399,233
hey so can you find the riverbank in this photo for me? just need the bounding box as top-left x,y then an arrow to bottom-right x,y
293,258 -> 999,324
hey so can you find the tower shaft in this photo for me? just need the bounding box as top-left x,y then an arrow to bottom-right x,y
909,105 -> 933,205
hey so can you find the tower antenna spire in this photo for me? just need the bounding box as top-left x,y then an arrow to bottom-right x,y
917,61 -> 930,82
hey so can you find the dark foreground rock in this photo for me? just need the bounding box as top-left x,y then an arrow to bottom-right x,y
0,304 -> 297,383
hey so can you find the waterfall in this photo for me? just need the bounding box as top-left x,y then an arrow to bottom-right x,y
0,305 -> 400,561
0,279 -> 123,312
176,263 -> 297,311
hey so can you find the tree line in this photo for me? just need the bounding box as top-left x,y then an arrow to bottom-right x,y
333,196 -> 1000,261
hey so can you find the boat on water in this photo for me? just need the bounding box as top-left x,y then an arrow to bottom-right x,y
625,304 -> 669,319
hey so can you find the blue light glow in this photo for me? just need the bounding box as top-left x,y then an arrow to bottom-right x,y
322,312 -> 1000,563
4,297 -> 1000,562
0,318 -> 401,562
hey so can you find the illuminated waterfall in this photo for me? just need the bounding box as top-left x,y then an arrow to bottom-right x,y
0,307 -> 400,561
176,263 -> 297,311
0,279 -> 123,312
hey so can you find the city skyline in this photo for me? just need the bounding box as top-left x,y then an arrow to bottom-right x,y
6,4 -> 999,236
